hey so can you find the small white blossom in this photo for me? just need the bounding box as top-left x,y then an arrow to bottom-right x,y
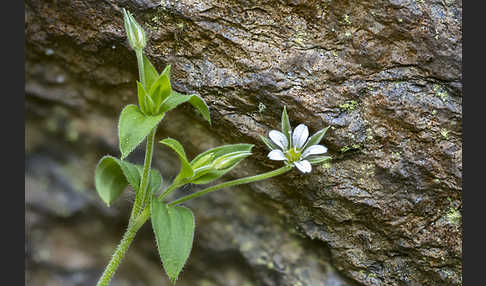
260,107 -> 331,173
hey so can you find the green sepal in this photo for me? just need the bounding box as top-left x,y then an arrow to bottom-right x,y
281,106 -> 291,145
118,104 -> 164,159
151,198 -> 195,285
307,156 -> 332,164
303,126 -> 330,149
259,134 -> 278,151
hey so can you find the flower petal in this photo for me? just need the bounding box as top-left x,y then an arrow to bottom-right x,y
269,130 -> 288,150
302,145 -> 328,158
294,160 -> 312,173
292,124 -> 309,149
267,149 -> 287,161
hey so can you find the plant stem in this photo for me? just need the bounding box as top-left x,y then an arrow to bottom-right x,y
96,207 -> 151,286
158,180 -> 182,201
168,165 -> 292,206
130,127 -> 156,221
135,49 -> 145,87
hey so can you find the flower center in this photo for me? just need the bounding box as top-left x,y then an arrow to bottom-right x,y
286,148 -> 301,162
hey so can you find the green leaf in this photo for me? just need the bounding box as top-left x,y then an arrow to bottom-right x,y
281,106 -> 291,145
118,159 -> 141,190
150,73 -> 171,99
95,156 -> 129,206
151,75 -> 172,113
143,55 -> 159,90
188,94 -> 211,124
158,91 -> 211,124
159,138 -> 194,181
151,199 -> 195,284
259,135 -> 278,151
158,92 -> 191,114
161,64 -> 171,80
137,81 -> 149,114
118,105 -> 164,159
307,156 -> 332,164
303,126 -> 330,149
94,155 -> 163,206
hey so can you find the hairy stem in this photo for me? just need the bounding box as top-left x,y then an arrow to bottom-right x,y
130,127 -> 156,221
96,207 -> 150,286
168,165 -> 292,206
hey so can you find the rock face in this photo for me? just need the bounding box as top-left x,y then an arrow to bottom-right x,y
25,0 -> 462,285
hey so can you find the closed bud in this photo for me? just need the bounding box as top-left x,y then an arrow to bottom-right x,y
191,153 -> 215,170
122,8 -> 146,51
212,151 -> 252,170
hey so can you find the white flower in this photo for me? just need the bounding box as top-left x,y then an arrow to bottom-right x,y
260,107 -> 331,173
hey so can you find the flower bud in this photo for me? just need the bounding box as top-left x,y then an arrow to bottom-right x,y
122,8 -> 146,51
212,151 -> 252,170
191,153 -> 215,170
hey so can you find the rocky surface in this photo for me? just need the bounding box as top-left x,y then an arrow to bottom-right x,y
26,0 -> 462,285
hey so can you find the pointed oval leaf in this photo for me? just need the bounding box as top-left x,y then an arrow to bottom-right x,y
303,126 -> 330,149
118,159 -> 142,190
137,81 -> 149,115
159,91 -> 211,124
150,73 -> 171,102
95,155 -> 163,206
95,156 -> 129,206
151,199 -> 195,284
159,138 -> 194,180
143,54 -> 159,90
150,74 -> 172,114
158,92 -> 192,114
118,104 -> 164,159
161,64 -> 171,80
188,94 -> 211,124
